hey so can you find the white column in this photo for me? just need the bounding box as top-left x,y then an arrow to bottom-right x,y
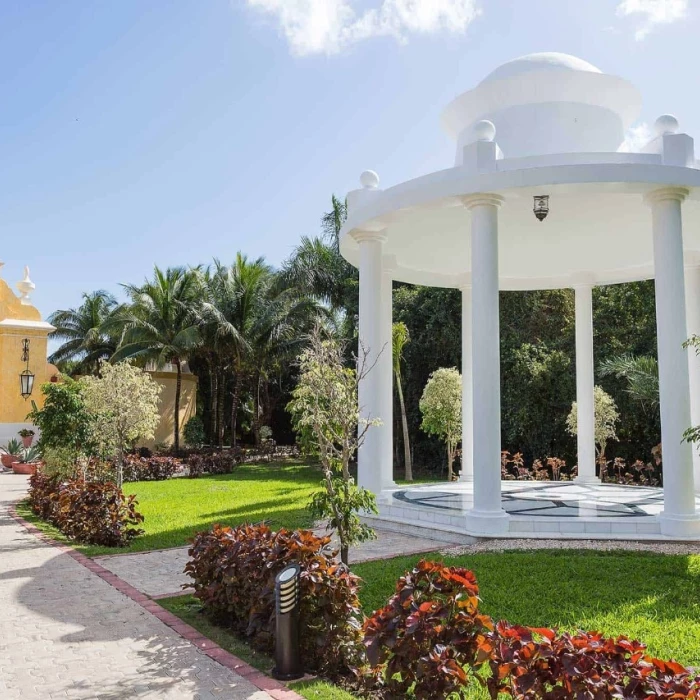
684,258 -> 700,493
647,187 -> 700,537
377,261 -> 396,493
462,194 -> 509,535
355,230 -> 387,495
573,283 -> 599,484
460,284 -> 473,482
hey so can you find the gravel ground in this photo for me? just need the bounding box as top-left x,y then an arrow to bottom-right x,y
440,538 -> 700,556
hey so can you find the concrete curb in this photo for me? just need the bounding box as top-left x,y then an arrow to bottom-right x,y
8,504 -> 304,700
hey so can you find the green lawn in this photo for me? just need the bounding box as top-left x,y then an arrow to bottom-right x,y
18,460 -> 322,556
159,548 -> 700,699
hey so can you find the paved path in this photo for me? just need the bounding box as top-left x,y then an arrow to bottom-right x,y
96,526 -> 444,599
0,474 -> 275,700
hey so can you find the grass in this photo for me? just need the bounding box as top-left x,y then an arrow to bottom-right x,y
159,548 -> 700,699
19,460 -> 323,556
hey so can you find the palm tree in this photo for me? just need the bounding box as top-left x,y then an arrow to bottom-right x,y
199,255 -> 274,447
392,322 -> 412,481
281,196 -> 358,339
48,290 -> 120,375
110,267 -> 201,453
599,354 -> 659,411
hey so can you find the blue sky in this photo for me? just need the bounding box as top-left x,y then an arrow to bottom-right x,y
0,0 -> 697,320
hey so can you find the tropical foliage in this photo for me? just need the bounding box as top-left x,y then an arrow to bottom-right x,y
47,195 -> 664,474
566,385 -> 620,460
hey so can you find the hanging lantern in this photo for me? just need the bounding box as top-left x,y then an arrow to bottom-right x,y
533,195 -> 550,221
19,338 -> 34,399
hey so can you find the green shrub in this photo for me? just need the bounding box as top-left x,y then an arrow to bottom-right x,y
185,523 -> 363,677
183,415 -> 206,448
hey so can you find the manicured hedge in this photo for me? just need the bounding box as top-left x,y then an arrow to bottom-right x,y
28,471 -> 144,547
185,523 -> 362,677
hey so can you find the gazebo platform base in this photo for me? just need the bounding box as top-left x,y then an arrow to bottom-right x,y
362,481 -> 700,543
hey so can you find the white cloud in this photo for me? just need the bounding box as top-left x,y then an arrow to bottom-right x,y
616,0 -> 687,40
619,122 -> 653,152
245,0 -> 480,56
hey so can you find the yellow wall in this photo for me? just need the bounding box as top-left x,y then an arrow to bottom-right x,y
0,279 -> 56,424
141,371 -> 198,448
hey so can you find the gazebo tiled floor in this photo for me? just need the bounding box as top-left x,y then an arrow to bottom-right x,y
367,481 -> 700,542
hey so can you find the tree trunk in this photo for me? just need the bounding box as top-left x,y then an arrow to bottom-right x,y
217,368 -> 225,448
231,368 -> 242,448
447,443 -> 453,482
174,358 -> 182,455
253,372 -> 261,446
396,376 -> 412,481
209,364 -> 218,445
340,545 -> 349,566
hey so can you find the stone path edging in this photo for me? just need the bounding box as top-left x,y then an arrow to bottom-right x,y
7,504 -> 303,700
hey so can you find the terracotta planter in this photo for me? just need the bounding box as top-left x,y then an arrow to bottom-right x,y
1,454 -> 20,469
21,436 -> 33,448
11,462 -> 37,475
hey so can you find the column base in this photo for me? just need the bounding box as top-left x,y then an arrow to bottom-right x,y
376,486 -> 397,506
574,475 -> 601,485
659,511 -> 700,539
465,508 -> 510,536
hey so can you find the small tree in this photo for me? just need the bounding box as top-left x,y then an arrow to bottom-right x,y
566,385 -> 620,461
287,326 -> 378,565
419,367 -> 462,481
393,322 -> 413,481
27,377 -> 97,477
81,361 -> 161,487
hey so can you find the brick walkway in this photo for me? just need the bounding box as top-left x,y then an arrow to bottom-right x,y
96,525 -> 444,599
0,474 -> 275,700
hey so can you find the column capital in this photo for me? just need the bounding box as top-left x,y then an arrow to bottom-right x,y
644,187 -> 690,206
460,193 -> 505,210
351,227 -> 388,244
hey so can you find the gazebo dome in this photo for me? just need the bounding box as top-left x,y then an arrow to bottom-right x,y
443,52 -> 641,160
479,52 -> 602,84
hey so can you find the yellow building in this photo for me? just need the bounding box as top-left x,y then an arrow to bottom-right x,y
142,364 -> 198,448
0,267 -> 57,444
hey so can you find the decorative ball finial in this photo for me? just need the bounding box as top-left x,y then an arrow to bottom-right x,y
360,170 -> 380,190
474,120 -> 496,143
655,114 -> 679,137
16,266 -> 35,306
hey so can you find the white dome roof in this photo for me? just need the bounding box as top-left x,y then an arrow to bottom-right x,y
480,52 -> 602,85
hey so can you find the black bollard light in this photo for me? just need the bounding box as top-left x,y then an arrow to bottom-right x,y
272,563 -> 303,680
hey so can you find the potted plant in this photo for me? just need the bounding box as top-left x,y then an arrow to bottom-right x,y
12,445 -> 42,475
18,429 -> 35,448
1,439 -> 23,469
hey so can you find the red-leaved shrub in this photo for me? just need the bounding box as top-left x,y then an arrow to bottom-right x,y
121,454 -> 182,482
185,523 -> 362,677
357,561 -> 700,699
360,560 -> 493,699
28,471 -> 144,547
485,622 -> 700,699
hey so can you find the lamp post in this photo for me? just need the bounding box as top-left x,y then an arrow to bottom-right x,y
20,338 -> 34,399
272,563 -> 303,681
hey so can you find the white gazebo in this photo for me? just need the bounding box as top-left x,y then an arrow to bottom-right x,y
339,52 -> 700,541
